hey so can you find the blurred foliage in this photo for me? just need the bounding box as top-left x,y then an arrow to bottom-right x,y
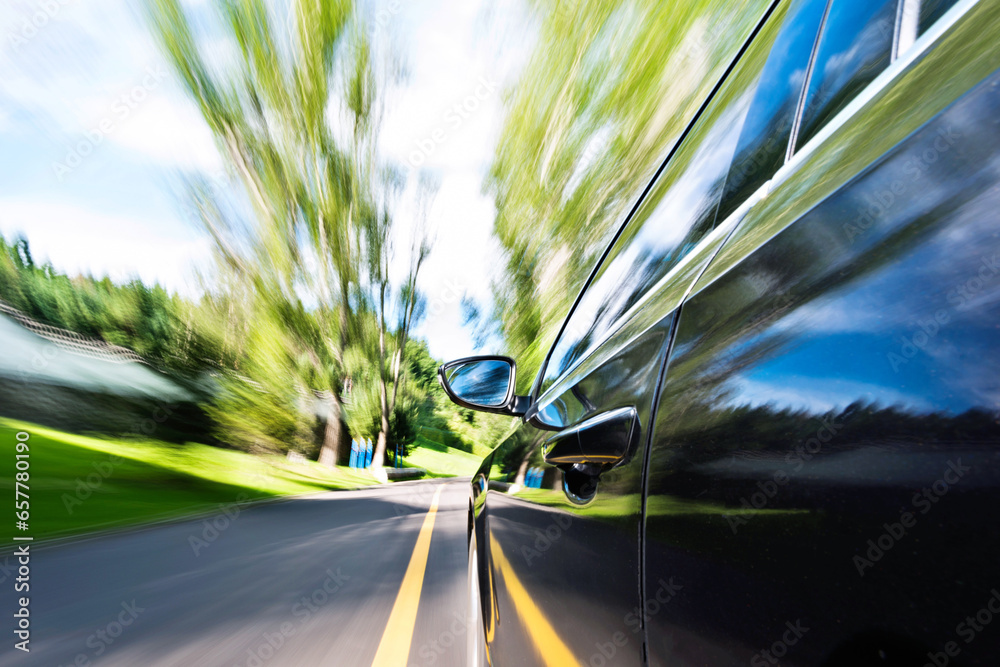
0,234 -> 227,373
0,0 -> 785,467
144,0 -> 361,461
345,338 -> 512,465
142,0 -> 440,465
485,0 -> 770,388
0,228 -> 488,464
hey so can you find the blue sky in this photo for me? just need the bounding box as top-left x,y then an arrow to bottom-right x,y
0,0 -> 531,360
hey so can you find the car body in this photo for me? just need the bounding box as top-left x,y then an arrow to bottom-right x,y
440,0 -> 1000,664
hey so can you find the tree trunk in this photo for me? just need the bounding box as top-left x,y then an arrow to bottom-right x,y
373,374 -> 390,470
317,391 -> 342,467
514,456 -> 531,487
389,250 -> 426,415
372,284 -> 390,476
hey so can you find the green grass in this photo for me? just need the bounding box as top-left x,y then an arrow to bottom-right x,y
400,435 -> 484,478
0,419 -> 376,542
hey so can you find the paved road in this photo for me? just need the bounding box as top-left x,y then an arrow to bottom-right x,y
0,479 -> 472,667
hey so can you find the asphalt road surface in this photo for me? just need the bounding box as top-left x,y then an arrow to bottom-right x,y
1,479 -> 472,667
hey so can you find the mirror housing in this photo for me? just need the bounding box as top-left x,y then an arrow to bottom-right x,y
438,356 -> 529,417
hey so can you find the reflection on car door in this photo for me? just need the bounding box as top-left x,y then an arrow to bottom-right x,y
474,318 -> 673,666
644,1 -> 1000,665
472,2 -> 806,664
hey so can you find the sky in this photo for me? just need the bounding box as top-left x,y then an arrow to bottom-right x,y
0,0 -> 533,361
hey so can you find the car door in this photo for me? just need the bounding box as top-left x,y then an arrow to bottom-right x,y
643,1 -> 1000,665
468,3 -> 824,664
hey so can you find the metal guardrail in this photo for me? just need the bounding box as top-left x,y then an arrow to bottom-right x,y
386,468 -> 426,481
0,300 -> 147,365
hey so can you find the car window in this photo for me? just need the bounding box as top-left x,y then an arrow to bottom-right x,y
537,1 -> 791,396
794,0 -> 898,151
717,0 -> 829,223
919,0 -> 961,34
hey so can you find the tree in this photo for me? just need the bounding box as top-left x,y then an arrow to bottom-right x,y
145,0 -> 372,464
145,0 -> 437,471
367,174 -> 436,473
484,0 -> 770,384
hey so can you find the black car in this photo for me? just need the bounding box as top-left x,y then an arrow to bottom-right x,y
440,0 -> 1000,664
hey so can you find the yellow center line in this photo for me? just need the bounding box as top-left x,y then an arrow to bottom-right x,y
489,530 -> 578,667
371,485 -> 445,667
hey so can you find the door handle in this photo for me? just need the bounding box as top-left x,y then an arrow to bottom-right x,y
543,406 -> 640,469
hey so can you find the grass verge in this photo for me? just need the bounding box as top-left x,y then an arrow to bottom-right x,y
400,435 -> 484,478
0,418 -> 375,542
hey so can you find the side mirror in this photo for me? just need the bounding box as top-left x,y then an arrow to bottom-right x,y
438,356 -> 529,417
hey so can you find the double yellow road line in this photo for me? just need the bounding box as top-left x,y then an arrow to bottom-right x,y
370,484 -> 575,666
370,485 -> 444,667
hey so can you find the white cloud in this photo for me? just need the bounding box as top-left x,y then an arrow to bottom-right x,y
0,0 -> 535,364
0,0 -> 222,173
411,171 -> 502,360
381,75 -> 502,172
106,91 -> 223,172
371,0 -> 533,361
378,3 -> 504,173
728,375 -> 934,414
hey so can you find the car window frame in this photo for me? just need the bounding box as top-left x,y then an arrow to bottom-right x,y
527,0 -> 783,407
788,0 -> 971,158
529,0 -> 979,416
691,0 -> 984,296
524,0 -> 981,421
